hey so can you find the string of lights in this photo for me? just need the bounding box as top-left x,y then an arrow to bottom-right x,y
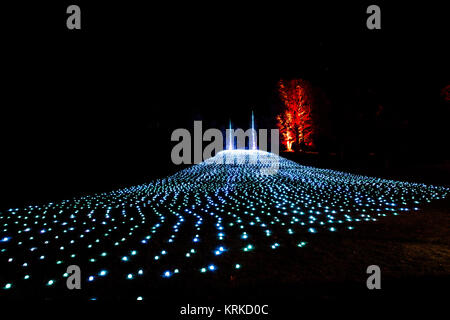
0,150 -> 448,300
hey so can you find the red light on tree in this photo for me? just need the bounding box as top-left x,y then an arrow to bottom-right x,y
277,79 -> 315,151
441,84 -> 450,102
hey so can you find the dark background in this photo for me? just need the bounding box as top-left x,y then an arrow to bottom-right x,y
1,1 -> 448,209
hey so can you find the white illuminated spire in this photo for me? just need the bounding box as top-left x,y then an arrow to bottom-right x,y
251,110 -> 257,150
227,119 -> 233,150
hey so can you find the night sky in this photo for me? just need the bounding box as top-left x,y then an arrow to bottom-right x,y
1,2 -> 448,208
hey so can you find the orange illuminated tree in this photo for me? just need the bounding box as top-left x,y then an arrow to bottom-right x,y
277,79 -> 315,151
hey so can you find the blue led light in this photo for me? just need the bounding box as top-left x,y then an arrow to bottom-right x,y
0,149 -> 447,298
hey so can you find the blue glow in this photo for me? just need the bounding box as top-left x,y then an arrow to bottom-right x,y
0,149 -> 446,296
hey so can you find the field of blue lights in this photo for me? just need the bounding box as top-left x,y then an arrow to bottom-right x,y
0,150 -> 448,300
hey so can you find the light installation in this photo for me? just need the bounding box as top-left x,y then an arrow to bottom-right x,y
227,119 -> 233,150
0,150 -> 448,300
251,110 -> 256,150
